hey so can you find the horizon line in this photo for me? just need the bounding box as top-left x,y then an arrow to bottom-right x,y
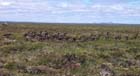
0,21 -> 140,25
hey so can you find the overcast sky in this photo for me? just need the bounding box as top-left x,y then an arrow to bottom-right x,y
0,0 -> 140,24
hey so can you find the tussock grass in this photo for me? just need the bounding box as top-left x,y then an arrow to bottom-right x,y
0,23 -> 140,76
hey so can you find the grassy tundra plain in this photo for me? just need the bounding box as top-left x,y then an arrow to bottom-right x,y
0,23 -> 140,76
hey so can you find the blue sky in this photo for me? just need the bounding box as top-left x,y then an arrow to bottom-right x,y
0,0 -> 140,24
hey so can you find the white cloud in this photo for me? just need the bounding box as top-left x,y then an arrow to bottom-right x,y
60,2 -> 68,8
0,0 -> 140,18
0,1 -> 12,6
89,4 -> 140,16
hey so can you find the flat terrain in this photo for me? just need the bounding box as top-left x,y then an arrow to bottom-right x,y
0,23 -> 140,76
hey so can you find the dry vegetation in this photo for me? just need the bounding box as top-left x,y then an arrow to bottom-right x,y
0,23 -> 140,76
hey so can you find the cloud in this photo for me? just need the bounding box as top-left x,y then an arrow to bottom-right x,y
0,0 -> 140,23
0,1 -> 12,6
0,0 -> 140,16
44,2 -> 140,17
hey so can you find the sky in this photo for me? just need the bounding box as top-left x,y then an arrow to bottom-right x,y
0,0 -> 140,24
